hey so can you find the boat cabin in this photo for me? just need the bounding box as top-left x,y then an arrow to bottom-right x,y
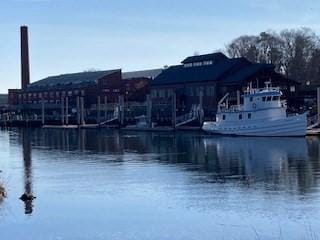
216,83 -> 287,123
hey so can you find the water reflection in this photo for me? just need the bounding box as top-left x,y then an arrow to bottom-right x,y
21,129 -> 34,214
24,129 -> 320,196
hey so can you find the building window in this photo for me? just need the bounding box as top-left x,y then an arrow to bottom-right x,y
151,90 -> 157,98
203,60 -> 213,65
159,89 -> 165,98
239,114 -> 242,120
250,97 -> 253,102
222,115 -> 226,120
184,63 -> 193,68
248,113 -> 251,119
193,62 -> 203,67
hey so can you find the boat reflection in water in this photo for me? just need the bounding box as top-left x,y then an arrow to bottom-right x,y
202,136 -> 313,191
29,129 -> 318,195
2,129 -> 320,239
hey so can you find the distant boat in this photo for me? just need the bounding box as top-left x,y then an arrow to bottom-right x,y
202,82 -> 307,137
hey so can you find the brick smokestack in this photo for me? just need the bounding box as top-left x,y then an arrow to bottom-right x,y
21,26 -> 30,89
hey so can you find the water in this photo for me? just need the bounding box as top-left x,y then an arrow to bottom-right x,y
0,128 -> 320,240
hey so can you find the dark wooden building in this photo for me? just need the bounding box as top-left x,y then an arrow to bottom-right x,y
151,52 -> 299,123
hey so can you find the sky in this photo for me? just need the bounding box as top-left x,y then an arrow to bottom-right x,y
0,0 -> 319,93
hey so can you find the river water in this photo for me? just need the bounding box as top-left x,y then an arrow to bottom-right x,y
0,128 -> 319,240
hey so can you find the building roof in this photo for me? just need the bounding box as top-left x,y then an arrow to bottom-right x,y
181,52 -> 228,64
222,63 -> 274,85
27,69 -> 120,91
152,57 -> 251,86
122,69 -> 163,80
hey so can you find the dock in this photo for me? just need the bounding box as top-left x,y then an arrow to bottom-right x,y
307,128 -> 320,136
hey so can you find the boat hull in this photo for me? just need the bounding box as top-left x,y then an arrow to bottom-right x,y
202,114 -> 307,137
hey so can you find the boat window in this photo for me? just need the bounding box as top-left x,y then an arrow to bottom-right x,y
272,96 -> 279,101
262,97 -> 266,101
267,96 -> 272,101
250,97 -> 253,102
222,115 -> 226,120
239,114 -> 242,120
248,113 -> 251,119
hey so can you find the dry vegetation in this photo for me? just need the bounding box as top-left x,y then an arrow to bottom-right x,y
0,182 -> 6,202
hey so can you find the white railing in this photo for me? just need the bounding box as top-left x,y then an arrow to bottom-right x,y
176,104 -> 200,127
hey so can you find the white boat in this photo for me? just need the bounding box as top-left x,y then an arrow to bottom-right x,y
202,82 -> 307,137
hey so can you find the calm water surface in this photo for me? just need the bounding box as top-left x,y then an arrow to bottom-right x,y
0,128 -> 320,240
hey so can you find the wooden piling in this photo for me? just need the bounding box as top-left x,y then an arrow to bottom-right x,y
65,96 -> 69,126
146,94 -> 152,128
76,96 -> 80,125
97,96 -> 101,125
172,92 -> 176,128
199,89 -> 203,125
317,87 -> 320,124
80,97 -> 85,125
104,96 -> 108,120
118,95 -> 124,126
41,99 -> 45,125
61,97 -> 65,125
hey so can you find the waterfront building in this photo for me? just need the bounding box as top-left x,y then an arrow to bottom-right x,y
7,68 -> 161,124
151,52 -> 299,124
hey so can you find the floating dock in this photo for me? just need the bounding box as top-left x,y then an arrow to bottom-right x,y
306,128 -> 320,136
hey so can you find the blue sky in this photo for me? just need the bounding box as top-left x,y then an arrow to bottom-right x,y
0,0 -> 319,93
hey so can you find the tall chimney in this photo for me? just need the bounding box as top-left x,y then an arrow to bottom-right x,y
21,26 -> 30,89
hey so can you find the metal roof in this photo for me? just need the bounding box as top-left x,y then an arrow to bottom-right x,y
27,69 -> 120,91
222,63 -> 274,85
181,52 -> 228,64
152,58 -> 251,86
122,69 -> 163,80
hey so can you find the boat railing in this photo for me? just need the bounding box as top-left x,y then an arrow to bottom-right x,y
218,104 -> 242,113
244,87 -> 281,95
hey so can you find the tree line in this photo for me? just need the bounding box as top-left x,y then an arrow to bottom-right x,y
225,28 -> 320,87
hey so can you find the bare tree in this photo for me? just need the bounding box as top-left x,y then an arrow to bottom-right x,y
226,28 -> 320,87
